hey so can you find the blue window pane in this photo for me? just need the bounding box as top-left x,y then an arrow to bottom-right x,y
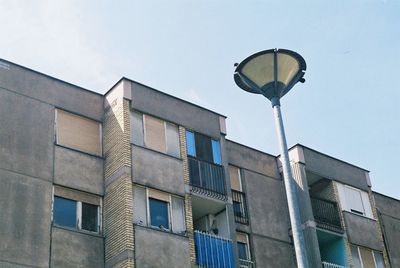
186,130 -> 196,157
238,242 -> 248,260
212,140 -> 221,165
54,196 -> 76,228
149,198 -> 169,229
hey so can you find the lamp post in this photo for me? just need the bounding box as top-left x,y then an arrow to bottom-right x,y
234,49 -> 308,268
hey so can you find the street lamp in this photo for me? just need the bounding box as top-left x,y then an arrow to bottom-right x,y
234,49 -> 308,268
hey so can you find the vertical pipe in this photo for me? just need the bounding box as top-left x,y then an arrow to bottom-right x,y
272,101 -> 309,268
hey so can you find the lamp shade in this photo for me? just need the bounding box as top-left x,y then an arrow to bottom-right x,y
234,49 -> 306,101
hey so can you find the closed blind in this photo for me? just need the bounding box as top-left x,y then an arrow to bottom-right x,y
56,110 -> 101,156
359,248 -> 375,268
54,185 -> 100,205
229,165 -> 241,191
144,115 -> 166,153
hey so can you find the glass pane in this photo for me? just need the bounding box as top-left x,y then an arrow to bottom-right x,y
171,196 -> 185,233
195,132 -> 213,162
186,130 -> 196,157
212,139 -> 221,165
54,196 -> 77,228
373,251 -> 385,268
81,203 -> 98,232
277,53 -> 300,86
131,111 -> 144,146
351,245 -> 362,268
233,201 -> 242,217
133,186 -> 147,226
166,123 -> 180,158
237,242 -> 248,260
241,53 -> 275,88
149,198 -> 169,229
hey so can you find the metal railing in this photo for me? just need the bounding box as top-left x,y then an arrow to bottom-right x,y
232,190 -> 249,225
239,259 -> 255,268
322,261 -> 347,268
311,197 -> 343,233
188,157 -> 227,200
194,230 -> 235,268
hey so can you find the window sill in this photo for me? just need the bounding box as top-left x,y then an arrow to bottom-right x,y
342,210 -> 376,221
55,144 -> 103,159
52,224 -> 103,238
131,143 -> 182,161
133,223 -> 188,238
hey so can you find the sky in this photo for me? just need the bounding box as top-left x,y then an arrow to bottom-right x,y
1,0 -> 399,199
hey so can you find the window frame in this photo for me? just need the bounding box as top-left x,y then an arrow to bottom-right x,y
130,110 -> 181,158
135,186 -> 186,234
336,182 -> 373,219
236,232 -> 252,262
351,245 -> 385,268
52,187 -> 102,234
185,130 -> 222,165
55,109 -> 103,157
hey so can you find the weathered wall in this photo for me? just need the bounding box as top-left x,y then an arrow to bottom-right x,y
252,235 -> 296,268
134,226 -> 191,268
302,147 -> 369,191
343,211 -> 383,250
374,193 -> 400,268
54,146 -> 104,195
51,227 -> 104,268
0,169 -> 52,268
130,81 -> 223,138
131,145 -> 184,196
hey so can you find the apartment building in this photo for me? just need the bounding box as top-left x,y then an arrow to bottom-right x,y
0,58 -> 399,268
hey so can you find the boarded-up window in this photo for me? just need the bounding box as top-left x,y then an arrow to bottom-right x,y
229,165 -> 242,191
56,109 -> 101,156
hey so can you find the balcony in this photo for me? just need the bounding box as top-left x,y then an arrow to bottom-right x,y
188,156 -> 227,200
194,230 -> 235,268
232,190 -> 249,225
322,261 -> 346,268
239,259 -> 255,268
311,197 -> 343,233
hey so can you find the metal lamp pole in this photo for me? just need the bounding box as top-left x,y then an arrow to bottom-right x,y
234,49 -> 309,268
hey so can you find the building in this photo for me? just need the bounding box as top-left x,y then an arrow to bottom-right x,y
0,58 -> 399,268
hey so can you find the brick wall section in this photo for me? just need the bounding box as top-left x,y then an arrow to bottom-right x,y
368,190 -> 391,267
104,97 -> 134,268
179,126 -> 196,264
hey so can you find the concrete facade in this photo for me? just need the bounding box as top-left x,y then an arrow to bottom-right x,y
0,59 -> 398,268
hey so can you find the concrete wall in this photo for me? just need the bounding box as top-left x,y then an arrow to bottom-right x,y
0,59 -> 103,120
132,145 -> 185,196
302,147 -> 369,191
343,211 -> 383,250
226,140 -> 279,179
130,81 -> 223,138
252,235 -> 296,268
51,227 -> 104,268
134,226 -> 191,268
374,193 -> 400,268
54,146 -> 104,195
0,169 -> 52,268
0,60 -> 105,267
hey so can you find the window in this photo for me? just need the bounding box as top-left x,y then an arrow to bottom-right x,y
52,186 -> 101,233
336,182 -> 373,218
237,232 -> 253,267
230,165 -> 248,224
55,109 -> 102,156
131,111 -> 180,158
133,186 -> 186,234
351,245 -> 385,268
186,130 -> 221,164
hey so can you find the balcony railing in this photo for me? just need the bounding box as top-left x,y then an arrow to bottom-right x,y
322,261 -> 347,268
239,259 -> 255,268
188,157 -> 227,200
194,230 -> 235,268
311,197 -> 343,233
232,190 -> 249,225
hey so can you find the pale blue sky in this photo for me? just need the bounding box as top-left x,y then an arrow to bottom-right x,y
1,0 -> 399,198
